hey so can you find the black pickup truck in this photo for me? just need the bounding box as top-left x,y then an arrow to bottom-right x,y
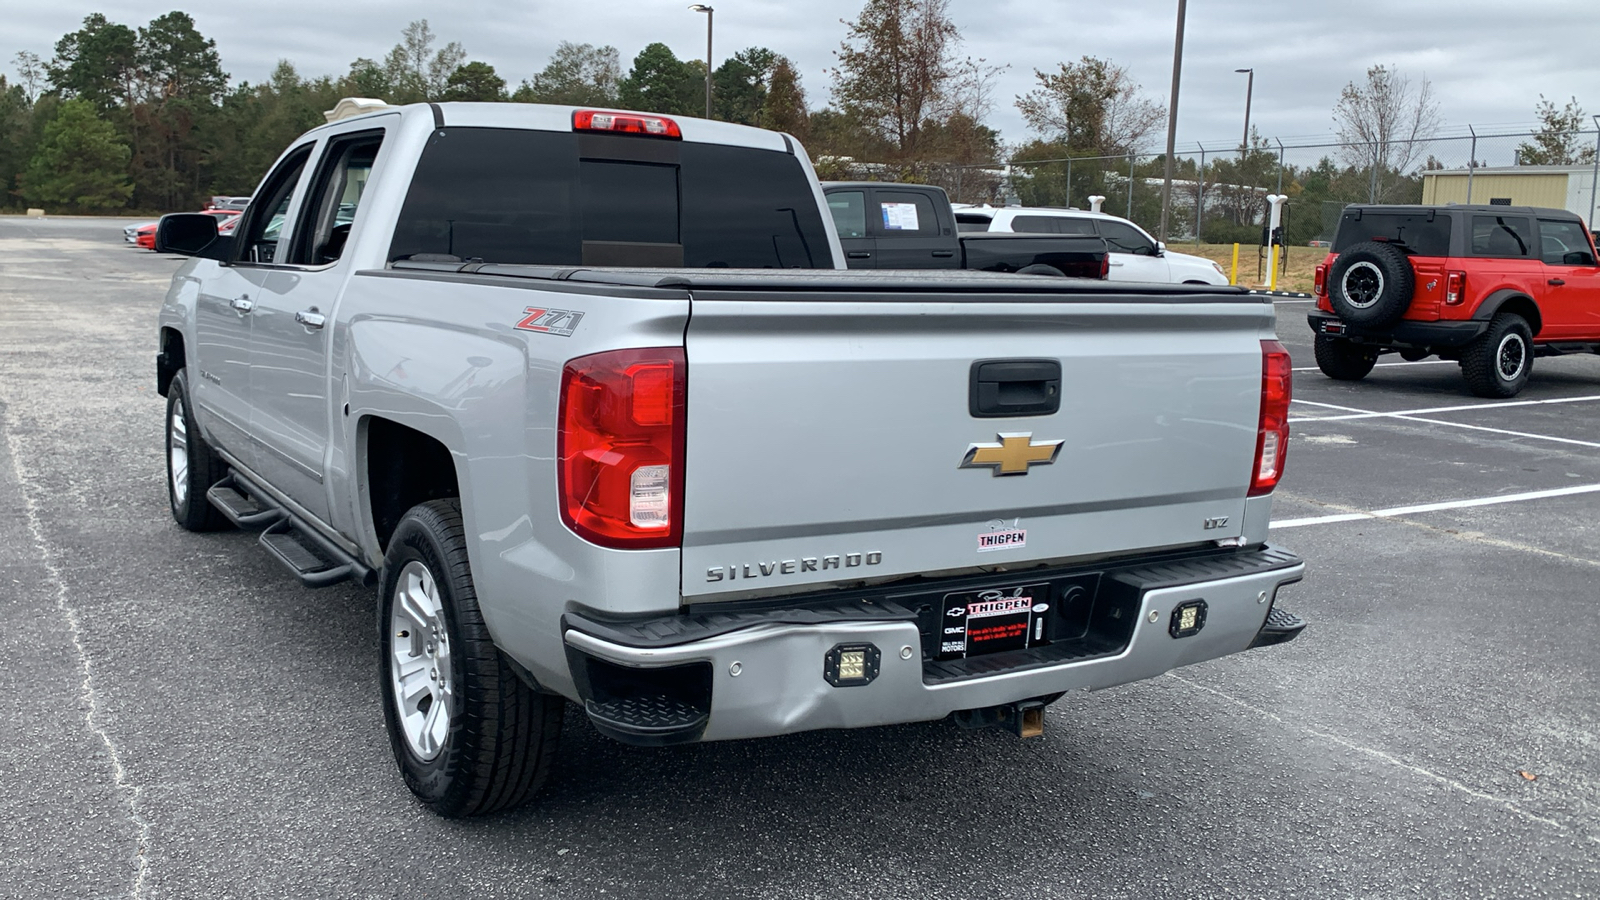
823,182 -> 1109,278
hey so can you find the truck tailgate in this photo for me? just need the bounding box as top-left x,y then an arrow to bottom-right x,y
680,284 -> 1274,599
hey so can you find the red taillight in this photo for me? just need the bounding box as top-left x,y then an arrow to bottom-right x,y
1100,252 -> 1110,279
558,348 -> 686,548
1250,340 -> 1292,497
1313,264 -> 1328,297
573,109 -> 683,139
1445,270 -> 1465,305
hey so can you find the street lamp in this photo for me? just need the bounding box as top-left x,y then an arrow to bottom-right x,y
689,4 -> 713,119
1235,68 -> 1254,154
1590,114 -> 1599,233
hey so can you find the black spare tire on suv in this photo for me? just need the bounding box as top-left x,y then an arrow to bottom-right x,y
1327,240 -> 1414,328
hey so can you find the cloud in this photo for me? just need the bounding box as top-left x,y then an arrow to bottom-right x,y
7,0 -> 1598,152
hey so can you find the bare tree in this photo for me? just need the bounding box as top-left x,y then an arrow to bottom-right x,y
12,51 -> 42,104
1016,56 -> 1164,156
1333,64 -> 1442,202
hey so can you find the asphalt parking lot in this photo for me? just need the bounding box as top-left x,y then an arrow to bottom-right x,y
3,216 -> 1597,900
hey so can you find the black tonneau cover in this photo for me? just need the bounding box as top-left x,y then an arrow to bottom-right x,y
384,260 -> 1258,299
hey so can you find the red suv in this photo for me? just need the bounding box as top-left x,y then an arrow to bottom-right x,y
1309,204 -> 1600,397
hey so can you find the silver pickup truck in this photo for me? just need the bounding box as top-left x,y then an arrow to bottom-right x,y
155,102 -> 1306,818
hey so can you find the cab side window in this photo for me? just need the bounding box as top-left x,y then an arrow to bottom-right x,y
1471,215 -> 1532,258
289,131 -> 384,266
1098,220 -> 1157,255
1537,219 -> 1597,266
874,191 -> 940,236
827,191 -> 867,238
235,145 -> 313,265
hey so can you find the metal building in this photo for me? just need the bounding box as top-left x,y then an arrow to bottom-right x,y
1421,164 -> 1599,226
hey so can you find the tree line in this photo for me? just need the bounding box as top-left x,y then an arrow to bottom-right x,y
1,0 -> 1593,233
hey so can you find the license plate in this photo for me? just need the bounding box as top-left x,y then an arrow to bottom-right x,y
937,582 -> 1052,660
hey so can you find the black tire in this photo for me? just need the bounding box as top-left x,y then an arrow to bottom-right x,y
1015,264 -> 1065,277
1314,335 -> 1378,381
1461,313 -> 1533,398
165,370 -> 230,531
379,499 -> 563,817
1327,240 -> 1414,328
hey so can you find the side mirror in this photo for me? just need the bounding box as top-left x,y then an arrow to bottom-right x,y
1154,242 -> 1166,256
154,213 -> 220,256
1563,250 -> 1597,267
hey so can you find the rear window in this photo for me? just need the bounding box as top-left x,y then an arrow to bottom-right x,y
388,128 -> 831,268
1470,215 -> 1533,258
954,213 -> 992,233
875,191 -> 939,236
1334,211 -> 1452,257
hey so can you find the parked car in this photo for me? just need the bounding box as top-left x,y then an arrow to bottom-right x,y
821,182 -> 1108,278
155,101 -> 1305,817
958,206 -> 1229,284
1309,203 -> 1600,397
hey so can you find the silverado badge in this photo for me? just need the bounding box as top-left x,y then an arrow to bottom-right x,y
960,433 -> 1063,476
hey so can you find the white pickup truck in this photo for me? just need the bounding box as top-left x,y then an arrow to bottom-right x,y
155,102 -> 1306,817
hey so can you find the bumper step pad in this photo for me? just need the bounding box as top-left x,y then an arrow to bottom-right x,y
1249,605 -> 1307,648
585,695 -> 709,747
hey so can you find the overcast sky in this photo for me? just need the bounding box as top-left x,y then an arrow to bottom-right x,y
5,0 -> 1599,152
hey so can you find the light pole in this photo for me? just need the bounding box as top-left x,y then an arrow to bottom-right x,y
1590,114 -> 1599,232
689,4 -> 713,119
1158,0 -> 1187,242
1235,68 -> 1253,153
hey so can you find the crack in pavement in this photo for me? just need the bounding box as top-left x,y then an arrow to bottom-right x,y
4,409 -> 152,899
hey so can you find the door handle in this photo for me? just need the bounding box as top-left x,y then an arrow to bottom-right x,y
230,295 -> 254,314
846,251 -> 872,259
932,250 -> 955,258
1108,260 -> 1125,266
1548,278 -> 1566,286
294,308 -> 326,330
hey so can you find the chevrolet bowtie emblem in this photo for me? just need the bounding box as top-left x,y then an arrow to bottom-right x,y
960,433 -> 1063,476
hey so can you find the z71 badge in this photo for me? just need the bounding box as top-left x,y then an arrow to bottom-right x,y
514,307 -> 584,337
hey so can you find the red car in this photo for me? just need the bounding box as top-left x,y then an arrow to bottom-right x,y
1309,204 -> 1600,397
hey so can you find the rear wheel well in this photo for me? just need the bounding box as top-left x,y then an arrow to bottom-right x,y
157,328 -> 185,397
1484,295 -> 1541,336
363,417 -> 460,552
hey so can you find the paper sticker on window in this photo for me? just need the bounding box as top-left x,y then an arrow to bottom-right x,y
881,202 -> 920,231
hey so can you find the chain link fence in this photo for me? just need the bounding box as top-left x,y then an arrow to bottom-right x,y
822,128 -> 1600,251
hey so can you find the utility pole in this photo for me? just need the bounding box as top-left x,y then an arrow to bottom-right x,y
689,5 -> 714,119
1158,0 -> 1187,242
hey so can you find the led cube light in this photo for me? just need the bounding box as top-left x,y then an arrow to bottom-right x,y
1169,599 -> 1208,639
823,643 -> 881,687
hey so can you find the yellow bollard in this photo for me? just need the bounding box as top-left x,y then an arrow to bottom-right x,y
1268,244 -> 1280,292
1230,243 -> 1240,286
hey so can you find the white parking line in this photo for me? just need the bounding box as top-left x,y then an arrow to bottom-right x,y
1272,483 -> 1600,529
1290,394 -> 1600,423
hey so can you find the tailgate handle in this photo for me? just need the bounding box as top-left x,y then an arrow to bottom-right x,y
846,251 -> 872,259
969,359 -> 1061,418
